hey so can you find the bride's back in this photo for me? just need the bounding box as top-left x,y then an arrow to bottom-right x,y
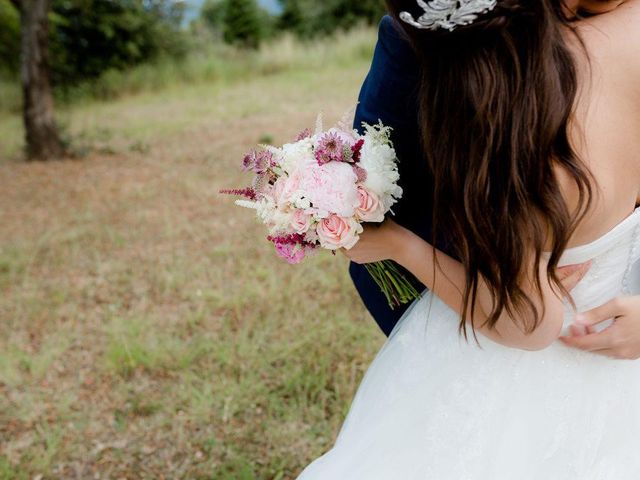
385,0 -> 640,330
566,0 -> 640,246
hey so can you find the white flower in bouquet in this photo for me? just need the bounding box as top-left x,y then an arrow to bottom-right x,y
278,138 -> 315,176
358,122 -> 403,211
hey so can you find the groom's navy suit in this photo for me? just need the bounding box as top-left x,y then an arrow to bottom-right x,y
350,15 -> 443,337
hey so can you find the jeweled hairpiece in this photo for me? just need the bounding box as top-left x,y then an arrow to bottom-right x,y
400,0 -> 498,32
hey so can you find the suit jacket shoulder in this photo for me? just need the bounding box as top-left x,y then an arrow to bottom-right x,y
355,16 -> 420,133
377,15 -> 415,61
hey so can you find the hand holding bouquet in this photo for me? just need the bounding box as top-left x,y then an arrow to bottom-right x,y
222,113 -> 420,308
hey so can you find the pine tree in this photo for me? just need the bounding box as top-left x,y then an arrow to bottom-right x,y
223,0 -> 262,49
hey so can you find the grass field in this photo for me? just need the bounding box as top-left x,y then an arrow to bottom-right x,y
0,30 -> 384,479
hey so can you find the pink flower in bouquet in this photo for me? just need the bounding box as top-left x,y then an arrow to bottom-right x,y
355,187 -> 385,222
274,242 -> 306,264
272,171 -> 302,205
351,138 -> 365,163
268,233 -> 316,265
314,129 -> 358,165
300,162 -> 359,218
242,150 -> 274,174
291,210 -> 312,234
352,165 -> 368,183
315,132 -> 346,165
329,128 -> 358,147
316,214 -> 362,250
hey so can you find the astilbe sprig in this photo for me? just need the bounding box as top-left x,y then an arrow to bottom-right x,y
295,128 -> 312,141
267,233 -> 316,248
219,187 -> 257,200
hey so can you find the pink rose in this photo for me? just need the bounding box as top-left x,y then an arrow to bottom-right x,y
291,209 -> 312,234
355,187 -> 385,223
316,214 -> 362,250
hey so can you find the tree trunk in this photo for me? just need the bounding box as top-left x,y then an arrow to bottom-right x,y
15,0 -> 65,160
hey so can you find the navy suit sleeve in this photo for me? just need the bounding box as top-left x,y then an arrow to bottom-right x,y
349,16 -> 431,337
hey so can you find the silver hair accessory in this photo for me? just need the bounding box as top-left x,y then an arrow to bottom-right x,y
400,0 -> 498,32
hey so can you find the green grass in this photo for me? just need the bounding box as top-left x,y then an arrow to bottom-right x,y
0,28 -> 383,478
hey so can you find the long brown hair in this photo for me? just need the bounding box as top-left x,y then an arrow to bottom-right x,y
386,0 -> 594,337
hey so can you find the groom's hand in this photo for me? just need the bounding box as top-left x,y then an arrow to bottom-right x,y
560,296 -> 640,360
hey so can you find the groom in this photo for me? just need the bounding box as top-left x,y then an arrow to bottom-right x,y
351,3 -> 640,357
349,14 -> 427,337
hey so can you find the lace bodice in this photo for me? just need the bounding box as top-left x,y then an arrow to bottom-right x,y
559,207 -> 640,320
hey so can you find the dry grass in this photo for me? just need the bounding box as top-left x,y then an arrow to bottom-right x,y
0,38 -> 383,479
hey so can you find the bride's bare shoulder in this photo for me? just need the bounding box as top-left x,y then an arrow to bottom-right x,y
577,1 -> 640,92
578,0 -> 640,58
572,2 -> 640,211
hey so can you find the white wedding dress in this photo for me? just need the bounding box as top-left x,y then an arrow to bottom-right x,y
298,207 -> 640,479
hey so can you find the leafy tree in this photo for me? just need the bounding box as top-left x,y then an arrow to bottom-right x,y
276,0 -> 385,37
313,0 -> 385,33
222,0 -> 263,49
0,0 -> 20,74
50,0 -> 188,86
278,0 -> 305,36
201,0 -> 225,36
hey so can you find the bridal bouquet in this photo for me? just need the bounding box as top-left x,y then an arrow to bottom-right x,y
221,113 -> 420,308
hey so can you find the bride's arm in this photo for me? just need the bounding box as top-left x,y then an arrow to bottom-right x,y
345,221 -> 568,351
394,227 -> 565,351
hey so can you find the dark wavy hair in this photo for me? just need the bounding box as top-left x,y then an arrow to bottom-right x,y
386,0 -> 594,338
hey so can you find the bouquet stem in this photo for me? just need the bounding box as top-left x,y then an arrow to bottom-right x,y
364,260 -> 421,309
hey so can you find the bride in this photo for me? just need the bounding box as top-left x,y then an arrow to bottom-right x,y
298,0 -> 640,478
